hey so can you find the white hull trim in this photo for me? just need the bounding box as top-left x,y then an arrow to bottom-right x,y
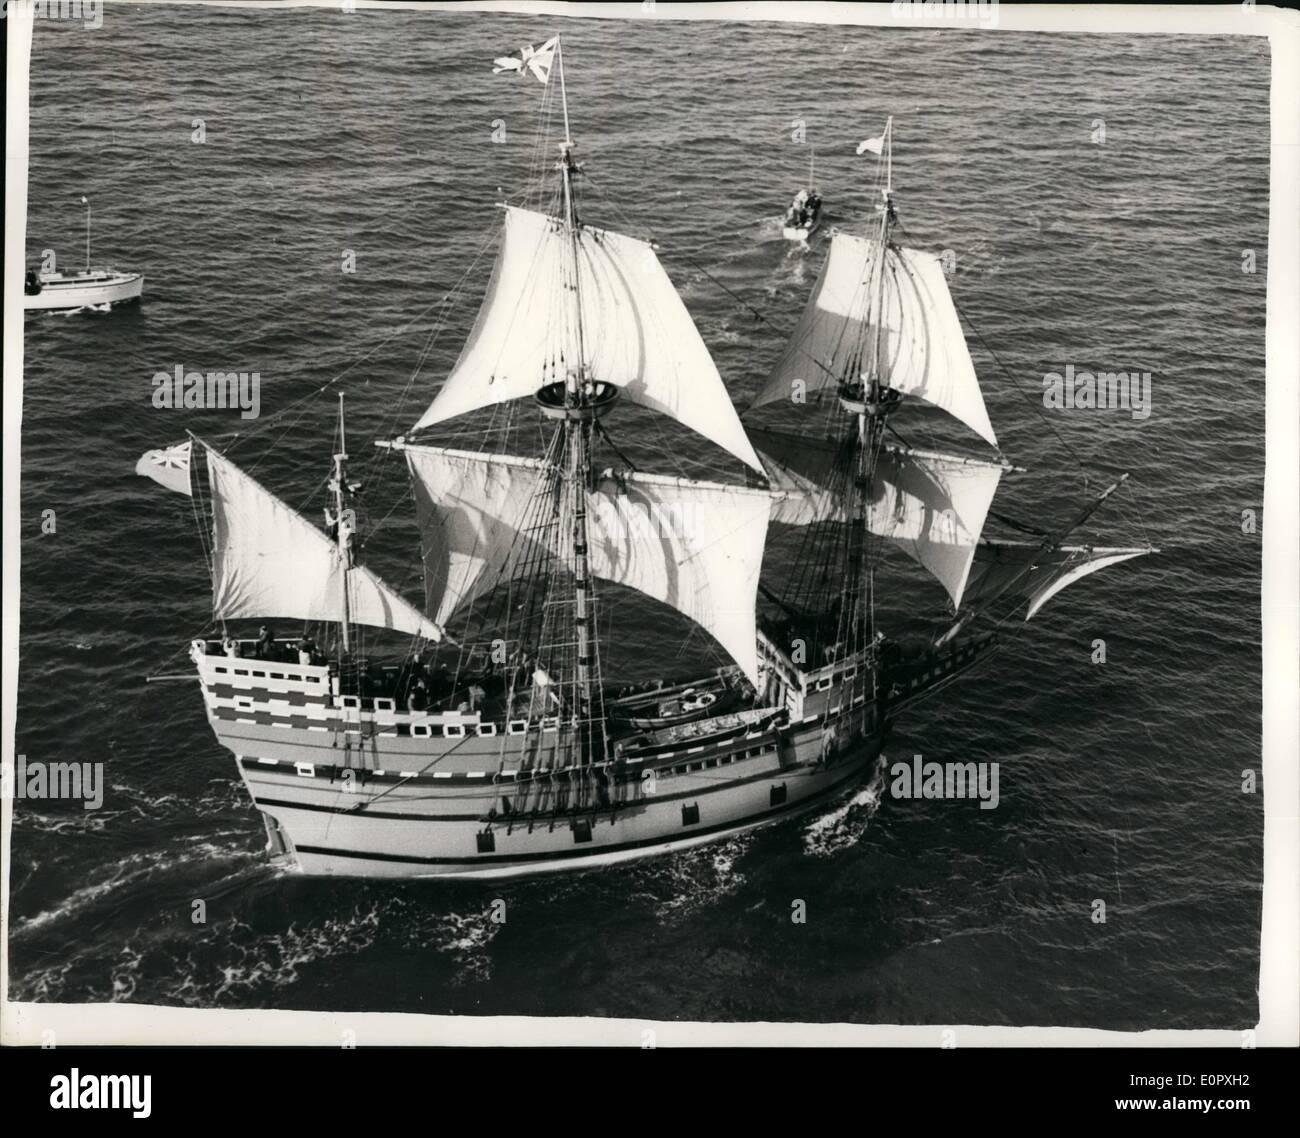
25,272 -> 144,310
255,750 -> 880,881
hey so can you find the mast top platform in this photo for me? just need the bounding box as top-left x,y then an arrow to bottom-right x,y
534,379 -> 620,421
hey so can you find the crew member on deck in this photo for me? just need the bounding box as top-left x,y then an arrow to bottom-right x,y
256,624 -> 276,659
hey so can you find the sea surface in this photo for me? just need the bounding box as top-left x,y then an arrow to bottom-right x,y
12,6 -> 1268,1029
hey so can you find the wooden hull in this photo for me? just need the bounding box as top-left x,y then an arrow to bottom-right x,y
235,733 -> 884,880
191,642 -> 888,880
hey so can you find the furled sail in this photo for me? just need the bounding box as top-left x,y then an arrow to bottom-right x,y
961,540 -> 1153,620
204,446 -> 442,640
405,444 -> 773,683
751,428 -> 1002,608
747,233 -> 998,448
411,206 -> 764,473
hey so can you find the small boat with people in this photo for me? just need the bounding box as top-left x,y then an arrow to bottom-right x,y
782,150 -> 823,242
24,198 -> 143,311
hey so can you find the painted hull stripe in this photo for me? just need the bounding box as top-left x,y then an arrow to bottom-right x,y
290,764 -> 869,867
250,760 -> 819,820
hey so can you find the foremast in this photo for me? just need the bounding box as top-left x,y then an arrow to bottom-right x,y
748,118 -> 1152,661
843,116 -> 897,664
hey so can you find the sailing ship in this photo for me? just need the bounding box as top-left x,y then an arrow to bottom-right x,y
782,149 -> 823,242
143,42 -> 1153,880
25,198 -> 144,311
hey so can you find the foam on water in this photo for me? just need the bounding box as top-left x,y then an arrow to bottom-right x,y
802,755 -> 889,858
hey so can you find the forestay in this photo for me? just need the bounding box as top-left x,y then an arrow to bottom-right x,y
204,446 -> 442,640
412,206 -> 764,474
748,234 -> 998,448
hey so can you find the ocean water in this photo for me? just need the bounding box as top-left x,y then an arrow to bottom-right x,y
12,7 -> 1268,1028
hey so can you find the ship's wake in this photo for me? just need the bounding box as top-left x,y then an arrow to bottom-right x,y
802,755 -> 889,858
624,833 -> 755,922
53,302 -> 113,316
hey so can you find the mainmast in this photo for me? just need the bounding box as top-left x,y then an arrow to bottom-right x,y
554,36 -> 603,757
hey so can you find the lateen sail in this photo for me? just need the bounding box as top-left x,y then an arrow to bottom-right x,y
751,428 -> 1002,609
406,444 -> 773,684
412,206 -> 764,474
962,540 -> 1153,620
205,446 -> 442,640
748,233 -> 998,448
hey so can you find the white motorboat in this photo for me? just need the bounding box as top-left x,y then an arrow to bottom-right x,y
24,197 -> 143,311
25,267 -> 144,310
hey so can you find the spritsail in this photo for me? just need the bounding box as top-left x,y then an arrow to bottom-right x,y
960,540 -> 1153,621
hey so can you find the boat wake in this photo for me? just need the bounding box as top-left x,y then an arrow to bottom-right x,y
625,833 -> 754,921
802,754 -> 889,858
10,839 -> 263,939
54,301 -> 113,316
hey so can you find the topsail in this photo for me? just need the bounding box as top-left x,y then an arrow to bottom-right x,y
748,233 -> 998,448
412,206 -> 764,474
